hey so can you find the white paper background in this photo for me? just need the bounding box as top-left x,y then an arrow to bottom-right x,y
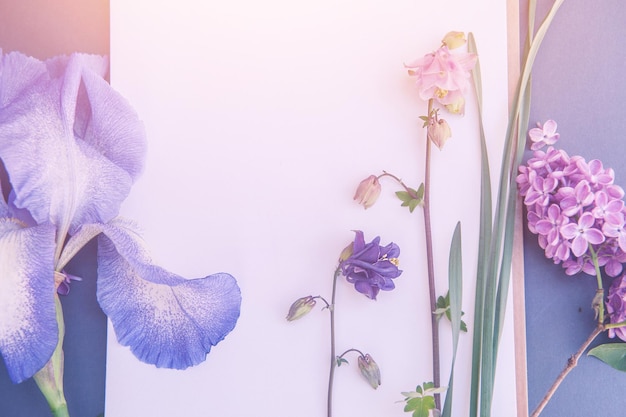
109,1 -> 514,415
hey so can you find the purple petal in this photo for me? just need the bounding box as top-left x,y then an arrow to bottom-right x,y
351,230 -> 366,252
535,220 -> 554,236
584,228 -> 605,245
560,223 -> 578,240
579,212 -> 596,229
354,280 -> 378,299
0,51 -> 146,236
0,220 -> 57,383
0,51 -> 47,108
96,221 -> 241,369
570,235 -> 588,258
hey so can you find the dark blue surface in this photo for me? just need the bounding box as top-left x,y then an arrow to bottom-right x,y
524,0 -> 626,415
0,240 -> 107,417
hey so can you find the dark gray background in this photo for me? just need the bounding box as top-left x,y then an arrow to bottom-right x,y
524,0 -> 626,415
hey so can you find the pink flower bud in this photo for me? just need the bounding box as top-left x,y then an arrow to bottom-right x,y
427,117 -> 452,150
353,175 -> 381,209
286,296 -> 316,321
357,353 -> 381,389
441,31 -> 467,49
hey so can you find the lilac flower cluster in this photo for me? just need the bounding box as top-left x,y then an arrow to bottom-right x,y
517,120 -> 626,278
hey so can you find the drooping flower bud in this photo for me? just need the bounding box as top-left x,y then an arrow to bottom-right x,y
353,175 -> 381,209
427,116 -> 452,150
357,353 -> 381,389
286,296 -> 317,321
441,31 -> 467,49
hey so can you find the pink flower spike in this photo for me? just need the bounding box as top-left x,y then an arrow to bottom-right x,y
529,120 -> 560,151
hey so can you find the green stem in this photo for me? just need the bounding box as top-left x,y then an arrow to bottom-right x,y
377,171 -> 421,199
34,293 -> 69,417
337,348 -> 366,360
589,245 -> 605,324
327,267 -> 342,417
423,99 -> 441,409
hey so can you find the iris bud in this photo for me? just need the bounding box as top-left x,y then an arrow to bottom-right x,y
353,175 -> 381,209
286,296 -> 316,321
357,353 -> 381,389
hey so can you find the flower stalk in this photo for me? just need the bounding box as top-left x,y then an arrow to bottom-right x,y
422,99 -> 441,408
327,267 -> 341,417
287,231 -> 401,417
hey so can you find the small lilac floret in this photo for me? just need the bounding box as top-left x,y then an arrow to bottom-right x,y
339,230 -> 402,300
528,119 -> 560,150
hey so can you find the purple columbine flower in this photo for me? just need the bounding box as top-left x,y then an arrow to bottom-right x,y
339,230 -> 402,300
0,51 -> 241,383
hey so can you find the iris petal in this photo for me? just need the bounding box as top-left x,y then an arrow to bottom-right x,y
0,50 -> 47,108
95,220 -> 241,369
0,51 -> 146,237
0,220 -> 57,383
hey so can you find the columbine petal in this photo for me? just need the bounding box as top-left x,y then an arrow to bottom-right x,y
95,220 -> 241,369
0,51 -> 146,238
0,219 -> 57,383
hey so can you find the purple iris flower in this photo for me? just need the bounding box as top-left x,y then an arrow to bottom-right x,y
0,51 -> 241,384
340,230 -> 402,299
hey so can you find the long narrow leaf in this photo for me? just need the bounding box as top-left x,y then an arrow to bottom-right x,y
472,1 -> 565,416
442,222 -> 463,417
493,77 -> 532,355
490,0 -> 566,368
467,32 -> 493,417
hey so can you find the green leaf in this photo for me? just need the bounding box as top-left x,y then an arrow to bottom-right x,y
396,190 -> 412,202
396,187 -> 424,213
435,291 -> 466,332
467,2 -> 566,416
588,343 -> 626,372
436,294 -> 447,309
442,222 -> 462,417
336,357 -> 349,367
468,30 -> 491,417
404,396 -> 436,417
